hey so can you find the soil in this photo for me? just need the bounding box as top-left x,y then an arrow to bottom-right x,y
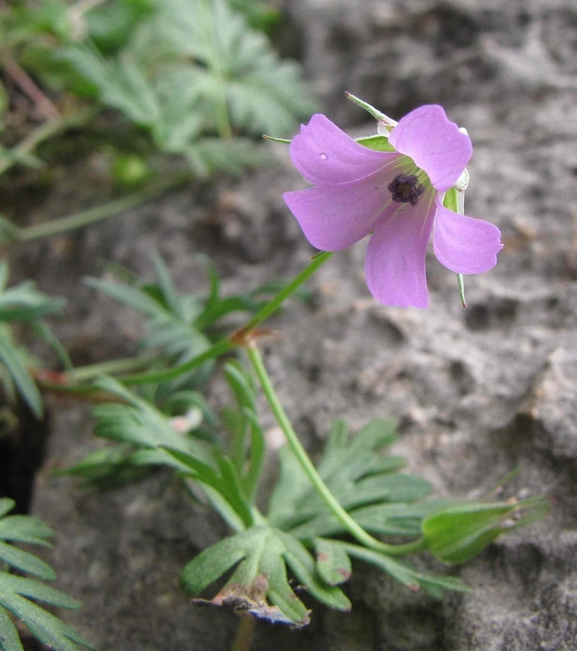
4,0 -> 577,649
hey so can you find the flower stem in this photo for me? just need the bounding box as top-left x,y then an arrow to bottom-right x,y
236,251 -> 333,337
232,615 -> 256,651
246,342 -> 427,557
17,171 -> 192,242
120,251 -> 333,387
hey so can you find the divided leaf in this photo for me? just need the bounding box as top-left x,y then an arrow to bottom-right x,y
314,538 -> 351,586
268,418 -> 430,537
0,500 -> 91,651
222,361 -> 265,502
0,265 -> 65,418
0,326 -> 43,418
329,542 -> 470,599
180,526 -> 350,627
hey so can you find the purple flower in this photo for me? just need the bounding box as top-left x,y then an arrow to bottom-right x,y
283,105 -> 503,308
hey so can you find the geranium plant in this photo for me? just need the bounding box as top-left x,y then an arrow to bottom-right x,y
0,92 -> 547,650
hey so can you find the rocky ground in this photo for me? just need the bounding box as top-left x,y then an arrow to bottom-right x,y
5,0 -> 577,648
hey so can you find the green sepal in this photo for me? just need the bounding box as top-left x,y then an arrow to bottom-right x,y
356,134 -> 396,152
263,135 -> 291,144
422,498 -> 549,564
345,92 -> 390,122
443,185 -> 467,307
457,274 -> 467,308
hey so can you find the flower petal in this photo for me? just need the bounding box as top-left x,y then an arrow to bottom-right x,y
365,190 -> 437,308
389,106 -> 472,192
433,199 -> 503,274
283,169 -> 399,251
290,114 -> 398,188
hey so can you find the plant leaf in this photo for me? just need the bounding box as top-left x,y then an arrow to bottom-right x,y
0,327 -> 42,417
0,502 -> 91,650
314,538 -> 352,586
0,542 -> 56,581
0,606 -> 24,651
181,525 -> 349,627
337,542 -> 471,598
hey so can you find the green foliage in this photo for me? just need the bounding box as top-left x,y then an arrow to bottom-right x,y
0,498 -> 92,651
177,417 -> 475,624
179,416 -> 545,623
85,254 -> 310,395
180,525 -> 350,627
0,261 -> 66,418
85,0 -> 157,55
221,360 -> 265,502
86,255 -> 215,396
314,537 -> 351,586
422,497 -> 549,564
2,0 -> 317,178
335,543 -> 470,599
62,360 -> 267,525
268,418 -> 430,535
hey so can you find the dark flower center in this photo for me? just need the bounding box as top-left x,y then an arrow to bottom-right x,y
388,174 -> 424,206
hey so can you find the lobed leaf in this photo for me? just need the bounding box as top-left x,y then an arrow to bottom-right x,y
0,542 -> 56,581
0,502 -> 91,650
0,516 -> 53,547
337,543 -> 471,598
181,525 -> 348,627
314,538 -> 352,586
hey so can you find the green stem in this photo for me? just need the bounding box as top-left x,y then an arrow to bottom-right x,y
246,342 -> 426,557
232,615 -> 256,651
122,338 -> 233,387
120,251 -> 333,387
0,109 -> 94,177
17,171 -> 192,242
238,251 -> 333,334
68,356 -> 155,382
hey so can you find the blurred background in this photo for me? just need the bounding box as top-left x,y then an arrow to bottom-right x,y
2,0 -> 577,649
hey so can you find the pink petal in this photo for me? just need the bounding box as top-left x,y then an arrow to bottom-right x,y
433,199 -> 503,274
365,190 -> 437,308
290,114 -> 397,188
283,168 -> 399,251
389,106 -> 472,192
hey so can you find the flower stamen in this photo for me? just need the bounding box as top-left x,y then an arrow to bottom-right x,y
387,174 -> 425,207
